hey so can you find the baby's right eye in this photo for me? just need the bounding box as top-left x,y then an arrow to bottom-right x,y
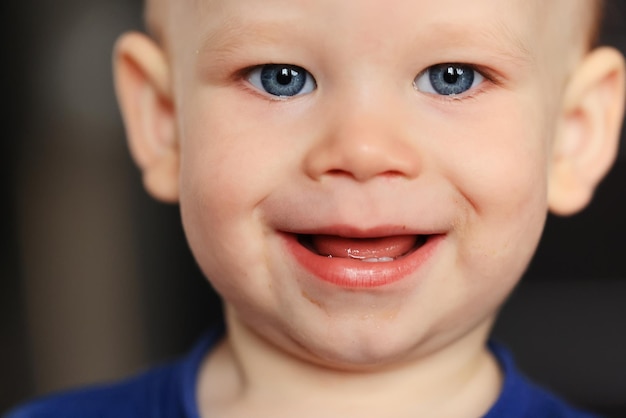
247,64 -> 317,98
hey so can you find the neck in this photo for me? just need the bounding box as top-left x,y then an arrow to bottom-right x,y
198,310 -> 502,418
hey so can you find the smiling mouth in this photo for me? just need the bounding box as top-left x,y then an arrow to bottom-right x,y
297,234 -> 429,262
285,231 -> 443,288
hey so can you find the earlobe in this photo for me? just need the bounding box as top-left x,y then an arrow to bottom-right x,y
548,47 -> 626,216
114,32 -> 179,203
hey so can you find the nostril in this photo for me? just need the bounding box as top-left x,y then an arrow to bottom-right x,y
326,169 -> 348,176
322,168 -> 407,182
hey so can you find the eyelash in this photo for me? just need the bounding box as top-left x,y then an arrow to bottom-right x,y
236,63 -> 500,102
236,64 -> 316,101
422,64 -> 499,100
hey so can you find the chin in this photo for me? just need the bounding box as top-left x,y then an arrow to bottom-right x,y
275,303 -> 496,372
280,319 -> 434,370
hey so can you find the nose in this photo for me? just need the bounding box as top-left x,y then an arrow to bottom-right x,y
303,95 -> 421,182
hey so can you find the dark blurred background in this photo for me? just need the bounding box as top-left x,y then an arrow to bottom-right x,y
1,1 -> 625,416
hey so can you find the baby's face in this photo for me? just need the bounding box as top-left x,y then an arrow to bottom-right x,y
166,0 -> 590,366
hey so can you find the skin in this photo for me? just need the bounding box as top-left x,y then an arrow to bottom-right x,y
114,0 -> 625,416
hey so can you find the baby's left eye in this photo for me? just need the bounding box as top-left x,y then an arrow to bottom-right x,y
414,64 -> 484,96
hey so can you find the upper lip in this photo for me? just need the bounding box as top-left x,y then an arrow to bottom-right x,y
279,224 -> 445,238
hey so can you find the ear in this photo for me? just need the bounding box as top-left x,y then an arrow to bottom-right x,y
113,32 -> 179,203
548,47 -> 626,216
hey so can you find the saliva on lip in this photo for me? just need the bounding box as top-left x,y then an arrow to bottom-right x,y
324,252 -> 397,263
360,256 -> 396,263
344,248 -> 397,263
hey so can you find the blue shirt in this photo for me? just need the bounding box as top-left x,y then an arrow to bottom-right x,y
4,330 -> 601,418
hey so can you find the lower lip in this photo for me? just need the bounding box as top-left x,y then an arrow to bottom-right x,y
282,233 -> 444,288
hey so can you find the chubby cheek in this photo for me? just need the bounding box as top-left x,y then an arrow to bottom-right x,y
177,94 -> 281,309
443,95 -> 551,299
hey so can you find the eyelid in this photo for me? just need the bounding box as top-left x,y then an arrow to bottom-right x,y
243,64 -> 316,99
414,63 -> 497,98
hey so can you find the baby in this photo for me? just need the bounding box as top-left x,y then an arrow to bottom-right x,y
7,0 -> 625,417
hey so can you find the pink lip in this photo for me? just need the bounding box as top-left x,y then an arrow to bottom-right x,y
281,230 -> 444,288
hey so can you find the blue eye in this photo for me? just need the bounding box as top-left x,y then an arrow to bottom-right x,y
414,64 -> 484,96
248,64 -> 316,98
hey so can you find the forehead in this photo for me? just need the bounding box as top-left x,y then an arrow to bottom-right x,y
159,0 -> 592,57
158,0 -> 591,41
153,0 -> 594,24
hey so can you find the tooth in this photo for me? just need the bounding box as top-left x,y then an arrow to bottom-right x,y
362,257 -> 395,263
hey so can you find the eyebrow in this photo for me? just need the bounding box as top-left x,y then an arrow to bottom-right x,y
418,20 -> 535,66
197,17 -> 297,61
197,14 -> 535,69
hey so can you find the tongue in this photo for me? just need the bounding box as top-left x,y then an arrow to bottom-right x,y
311,235 -> 417,260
